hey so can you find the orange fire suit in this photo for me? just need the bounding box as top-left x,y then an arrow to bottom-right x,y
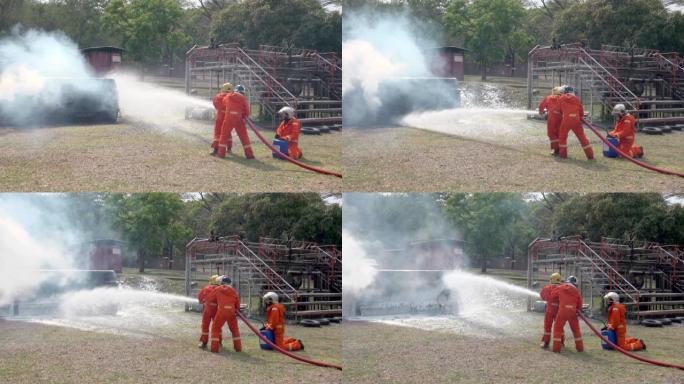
206,285 -> 242,353
197,284 -> 218,344
276,118 -> 303,159
550,283 -> 584,353
540,283 -> 563,345
558,93 -> 594,159
266,303 -> 303,351
212,92 -> 227,150
539,95 -> 561,151
219,92 -> 253,159
609,114 -> 643,158
607,303 -> 645,351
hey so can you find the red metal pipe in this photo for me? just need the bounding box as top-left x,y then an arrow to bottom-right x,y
578,311 -> 684,371
581,118 -> 684,178
245,118 -> 342,178
236,311 -> 342,371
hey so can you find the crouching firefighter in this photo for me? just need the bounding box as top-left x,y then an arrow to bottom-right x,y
604,292 -> 646,351
206,275 -> 242,353
550,276 -> 584,353
608,104 -> 644,158
263,291 -> 304,351
275,107 -> 303,159
540,272 -> 563,348
197,275 -> 219,348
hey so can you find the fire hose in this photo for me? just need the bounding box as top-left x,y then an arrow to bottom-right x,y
236,311 -> 343,371
578,311 -> 684,371
244,118 -> 343,178
581,118 -> 684,178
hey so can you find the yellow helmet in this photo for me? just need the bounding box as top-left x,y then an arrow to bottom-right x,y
549,273 -> 562,284
552,86 -> 563,96
221,83 -> 234,92
210,275 -> 220,285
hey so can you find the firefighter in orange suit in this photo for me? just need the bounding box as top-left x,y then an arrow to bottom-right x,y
211,84 -> 231,155
604,292 -> 646,351
539,87 -> 563,155
539,272 -> 563,348
263,291 -> 304,351
206,275 -> 242,353
608,104 -> 644,158
275,106 -> 302,159
197,275 -> 219,348
558,86 -> 594,160
219,84 -> 254,159
550,276 -> 584,353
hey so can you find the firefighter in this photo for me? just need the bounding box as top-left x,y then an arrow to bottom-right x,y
206,275 -> 242,353
558,86 -> 594,160
197,275 -> 220,348
275,106 -> 302,159
604,292 -> 646,351
608,104 -> 644,158
550,276 -> 584,353
263,291 -> 304,351
211,83 -> 231,155
539,272 -> 563,348
219,84 -> 254,159
235,84 -> 246,95
538,87 -> 563,155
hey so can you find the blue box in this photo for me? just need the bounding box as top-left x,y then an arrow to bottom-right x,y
601,328 -> 617,350
603,136 -> 620,158
259,328 -> 275,350
272,139 -> 289,159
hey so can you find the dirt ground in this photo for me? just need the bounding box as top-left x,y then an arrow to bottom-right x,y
0,119 -> 341,192
343,320 -> 684,384
0,268 -> 341,383
343,126 -> 684,192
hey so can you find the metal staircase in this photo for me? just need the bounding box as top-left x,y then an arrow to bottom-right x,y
528,43 -> 684,130
186,44 -> 342,130
528,236 -> 684,320
186,236 -> 342,320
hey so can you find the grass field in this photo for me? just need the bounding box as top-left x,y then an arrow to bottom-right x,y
0,118 -> 341,192
344,76 -> 684,192
0,269 -> 341,384
343,318 -> 684,384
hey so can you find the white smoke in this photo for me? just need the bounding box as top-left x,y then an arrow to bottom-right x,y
341,232 -> 378,294
0,195 -> 84,305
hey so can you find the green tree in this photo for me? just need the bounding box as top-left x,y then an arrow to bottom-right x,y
102,0 -> 190,74
444,0 -> 529,80
446,193 -> 531,272
107,193 -> 191,273
210,0 -> 341,53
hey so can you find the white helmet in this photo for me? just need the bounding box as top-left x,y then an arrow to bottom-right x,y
604,291 -> 619,304
612,104 -> 627,115
278,106 -> 295,120
263,291 -> 278,304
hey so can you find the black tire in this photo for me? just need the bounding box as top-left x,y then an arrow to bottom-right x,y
661,125 -> 673,133
317,126 -> 331,134
300,319 -> 321,327
301,127 -> 321,135
660,318 -> 672,325
329,125 -> 341,131
641,319 -> 663,327
642,127 -> 662,135
676,317 -> 684,323
670,317 -> 682,323
317,318 -> 330,326
328,317 -> 340,323
671,125 -> 683,131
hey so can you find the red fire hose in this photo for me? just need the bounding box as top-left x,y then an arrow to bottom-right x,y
581,118 -> 684,178
578,311 -> 684,371
236,311 -> 342,371
244,118 -> 342,178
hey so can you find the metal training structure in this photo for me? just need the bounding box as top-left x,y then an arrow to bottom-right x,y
528,236 -> 684,320
528,43 -> 684,130
185,43 -> 341,130
185,235 -> 341,320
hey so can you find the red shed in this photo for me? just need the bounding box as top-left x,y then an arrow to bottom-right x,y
81,46 -> 124,75
88,239 -> 124,273
427,46 -> 467,81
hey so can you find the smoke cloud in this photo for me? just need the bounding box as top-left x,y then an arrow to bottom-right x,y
342,9 -> 459,126
0,27 -> 116,126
